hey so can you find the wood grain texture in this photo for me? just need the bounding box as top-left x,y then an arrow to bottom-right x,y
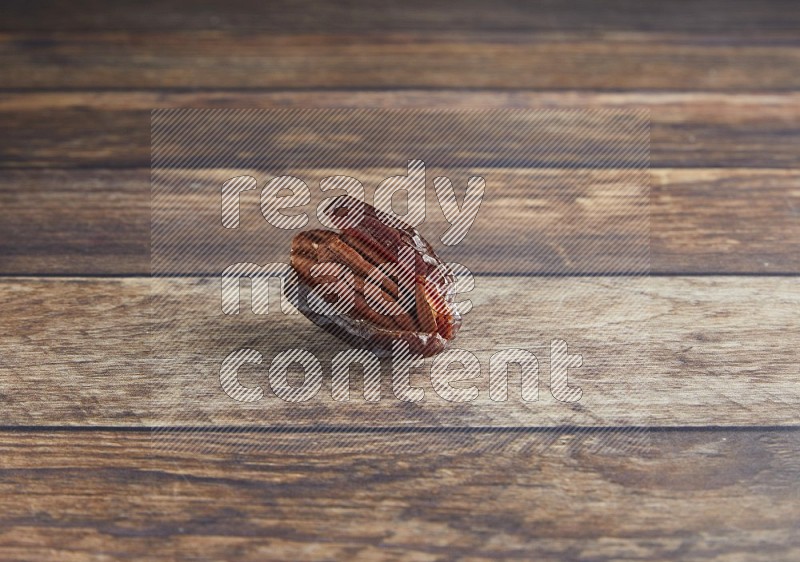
1,0 -> 798,558
3,0 -> 799,32
1,31 -> 799,91
1,276 -> 797,427
0,428 -> 798,561
1,92 -> 798,169
2,167 -> 798,275
148,165 -> 652,276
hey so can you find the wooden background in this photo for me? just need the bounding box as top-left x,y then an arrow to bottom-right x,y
1,1 -> 799,560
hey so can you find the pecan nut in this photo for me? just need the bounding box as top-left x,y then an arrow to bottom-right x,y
290,195 -> 462,357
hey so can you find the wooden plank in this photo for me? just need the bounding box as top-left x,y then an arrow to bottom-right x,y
649,168 -> 800,273
149,166 -> 651,276
0,276 -> 797,427
1,92 -> 798,168
3,0 -> 799,33
2,31 -> 800,91
0,428 -> 798,561
0,170 -> 149,275
1,168 -> 798,275
147,108 -> 650,170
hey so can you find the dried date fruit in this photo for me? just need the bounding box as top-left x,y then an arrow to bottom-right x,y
290,195 -> 461,357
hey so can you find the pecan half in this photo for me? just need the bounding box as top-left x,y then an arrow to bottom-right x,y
290,195 -> 462,357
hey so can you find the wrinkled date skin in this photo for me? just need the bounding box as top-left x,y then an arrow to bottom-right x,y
290,196 -> 462,357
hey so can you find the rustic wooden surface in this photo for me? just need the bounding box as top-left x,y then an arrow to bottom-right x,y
2,92 -> 799,169
1,276 -> 798,427
0,1 -> 798,560
2,167 -> 798,274
1,429 -> 799,561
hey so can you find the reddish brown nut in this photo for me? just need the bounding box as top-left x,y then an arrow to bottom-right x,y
290,195 -> 462,357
